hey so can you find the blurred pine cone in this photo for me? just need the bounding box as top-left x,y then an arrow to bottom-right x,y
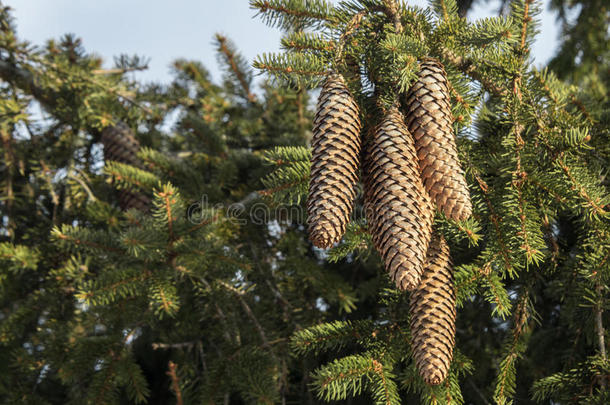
403,59 -> 472,221
409,233 -> 456,385
363,108 -> 434,291
307,73 -> 362,248
101,123 -> 149,211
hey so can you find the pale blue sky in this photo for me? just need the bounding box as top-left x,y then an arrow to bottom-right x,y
7,0 -> 560,86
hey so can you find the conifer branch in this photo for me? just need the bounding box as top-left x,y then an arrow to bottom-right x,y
518,1 -> 532,53
53,230 -> 122,253
104,161 -> 159,190
556,156 -> 607,218
291,320 -> 374,355
334,10 -> 366,64
76,271 -> 152,304
509,106 -> 543,264
282,32 -> 336,53
473,173 -> 515,274
43,59 -> 155,115
1,127 -> 15,238
158,189 -> 176,241
251,0 -> 336,29
512,0 -> 532,98
595,281 -> 607,367
314,354 -> 399,404
91,66 -> 147,75
152,341 -> 197,350
215,34 -> 257,103
438,0 -> 451,21
254,53 -> 329,77
494,293 -> 532,403
480,260 -> 511,315
0,243 -> 39,270
439,49 -> 506,97
259,178 -> 307,197
185,213 -> 221,235
0,57 -> 153,115
381,0 -> 403,32
38,159 -> 63,225
217,280 -> 279,364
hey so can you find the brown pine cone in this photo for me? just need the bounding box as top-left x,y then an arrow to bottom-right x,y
101,123 -> 149,211
307,73 -> 361,248
409,233 -> 456,385
403,59 -> 472,221
363,108 -> 434,291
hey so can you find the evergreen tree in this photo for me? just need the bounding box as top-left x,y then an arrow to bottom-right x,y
0,0 -> 608,404
253,0 -> 608,403
0,4 -> 354,403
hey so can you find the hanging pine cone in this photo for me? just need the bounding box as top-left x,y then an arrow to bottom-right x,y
409,233 -> 456,385
363,108 -> 434,291
403,59 -> 472,221
101,123 -> 149,211
307,73 -> 361,248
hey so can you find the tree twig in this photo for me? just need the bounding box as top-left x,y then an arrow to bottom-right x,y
152,341 -> 197,350
595,281 -> 607,389
216,34 -> 257,103
382,0 -> 403,32
217,280 -> 279,364
166,361 -> 184,405
439,48 -> 506,97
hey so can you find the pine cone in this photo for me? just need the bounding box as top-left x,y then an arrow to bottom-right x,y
363,108 -> 434,290
101,123 -> 149,211
403,59 -> 472,221
409,233 -> 456,385
307,73 -> 361,248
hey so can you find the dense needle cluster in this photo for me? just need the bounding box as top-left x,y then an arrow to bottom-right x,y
307,61 -> 471,385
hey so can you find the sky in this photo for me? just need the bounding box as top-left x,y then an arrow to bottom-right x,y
6,0 -> 561,87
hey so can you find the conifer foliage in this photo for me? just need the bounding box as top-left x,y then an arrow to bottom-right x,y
255,0 -> 609,403
0,0 -> 608,404
0,5 -> 357,403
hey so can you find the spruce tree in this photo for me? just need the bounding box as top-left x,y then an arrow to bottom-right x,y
0,4 -> 355,402
0,0 -> 608,404
253,0 -> 608,403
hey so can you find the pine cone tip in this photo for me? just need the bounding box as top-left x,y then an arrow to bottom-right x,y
395,271 -> 420,291
309,223 -> 338,249
423,370 -> 444,386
